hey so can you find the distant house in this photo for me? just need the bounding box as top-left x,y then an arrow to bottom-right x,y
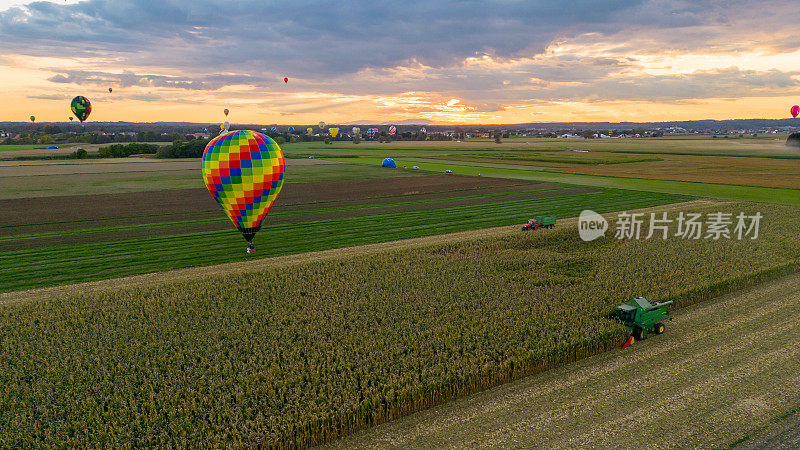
190,133 -> 210,139
560,133 -> 583,139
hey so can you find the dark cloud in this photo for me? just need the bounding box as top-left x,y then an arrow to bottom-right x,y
46,69 -> 259,90
3,0 -> 798,112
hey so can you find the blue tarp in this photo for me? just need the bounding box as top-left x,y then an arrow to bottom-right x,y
46,146 -> 58,149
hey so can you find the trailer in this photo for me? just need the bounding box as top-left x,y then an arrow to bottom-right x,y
613,297 -> 673,345
521,215 -> 556,231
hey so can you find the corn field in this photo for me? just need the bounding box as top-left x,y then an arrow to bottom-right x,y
0,202 -> 797,447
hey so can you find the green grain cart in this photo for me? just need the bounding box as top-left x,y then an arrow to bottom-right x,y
614,297 -> 673,343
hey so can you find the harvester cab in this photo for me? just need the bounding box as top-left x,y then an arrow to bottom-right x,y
614,297 -> 673,347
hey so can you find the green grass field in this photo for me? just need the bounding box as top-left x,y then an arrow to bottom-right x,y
0,187 -> 688,291
0,144 -> 50,151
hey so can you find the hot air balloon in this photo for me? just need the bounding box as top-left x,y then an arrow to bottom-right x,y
284,77 -> 288,83
792,105 -> 799,118
420,127 -> 427,133
352,127 -> 360,135
388,125 -> 397,135
329,128 -> 339,138
318,121 -> 325,130
30,115 -> 35,122
70,96 -> 92,122
307,127 -> 314,135
69,116 -> 74,121
381,158 -> 397,168
271,126 -> 278,133
224,108 -> 230,117
288,126 -> 295,133
202,130 -> 285,247
108,87 -> 113,93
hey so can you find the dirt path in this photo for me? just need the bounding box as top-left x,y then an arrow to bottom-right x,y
0,199 -> 716,305
326,272 -> 800,449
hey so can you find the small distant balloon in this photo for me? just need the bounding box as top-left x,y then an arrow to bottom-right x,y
388,125 -> 397,135
108,87 -> 113,93
270,126 -> 278,133
69,116 -> 74,121
224,108 -> 230,117
307,127 -> 314,134
284,77 -> 288,83
30,115 -> 35,122
792,105 -> 799,118
352,127 -> 360,134
288,126 -> 295,133
329,127 -> 339,138
318,121 -> 325,130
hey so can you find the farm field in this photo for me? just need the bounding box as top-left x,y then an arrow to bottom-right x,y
330,156 -> 800,205
288,134 -> 799,157
0,158 -> 402,198
280,136 -> 800,203
330,271 -> 800,449
0,172 -> 687,291
0,142 -> 175,159
0,201 -> 797,447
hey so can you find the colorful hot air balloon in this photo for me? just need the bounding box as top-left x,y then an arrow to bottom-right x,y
108,87 -> 113,93
792,105 -> 799,118
69,116 -> 74,121
224,108 -> 230,117
307,127 -> 314,134
288,126 -> 295,133
30,115 -> 35,122
329,128 -> 339,138
318,121 -> 326,130
270,126 -> 277,133
388,125 -> 397,135
201,130 -> 285,246
70,96 -> 92,122
284,77 -> 288,83
420,127 -> 427,133
352,127 -> 360,135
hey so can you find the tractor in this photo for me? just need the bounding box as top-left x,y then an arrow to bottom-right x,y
613,297 -> 673,347
522,215 -> 556,231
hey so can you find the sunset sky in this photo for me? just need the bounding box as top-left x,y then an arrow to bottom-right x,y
1,0 -> 799,124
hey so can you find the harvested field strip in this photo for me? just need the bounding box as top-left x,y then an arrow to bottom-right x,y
1,181 -> 559,233
0,189 -> 689,291
0,175 -> 530,226
329,272 -> 800,448
1,186 -> 589,244
0,202 -> 796,447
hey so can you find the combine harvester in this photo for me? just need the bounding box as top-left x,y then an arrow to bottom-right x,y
614,297 -> 673,348
521,215 -> 556,231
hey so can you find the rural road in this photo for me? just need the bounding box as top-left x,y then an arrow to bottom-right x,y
326,272 -> 800,449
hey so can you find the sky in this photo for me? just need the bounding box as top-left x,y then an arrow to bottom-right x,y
1,0 -> 799,125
